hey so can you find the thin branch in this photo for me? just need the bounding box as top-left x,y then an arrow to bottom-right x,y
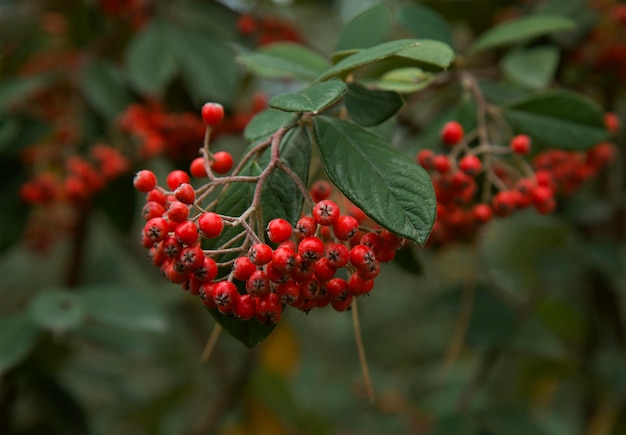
352,299 -> 375,403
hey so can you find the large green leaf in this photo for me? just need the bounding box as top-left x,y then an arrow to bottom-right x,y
125,18 -> 178,95
79,285 -> 168,333
238,42 -> 330,80
175,28 -> 240,104
269,80 -> 347,114
395,40 -> 456,70
27,290 -> 85,332
318,39 -> 420,81
345,82 -> 403,126
503,90 -> 609,150
81,60 -> 132,121
0,314 -> 39,375
0,75 -> 50,112
396,3 -> 454,48
469,14 -> 577,55
313,116 -> 436,246
336,3 -> 391,51
243,109 -> 299,141
501,46 -> 559,89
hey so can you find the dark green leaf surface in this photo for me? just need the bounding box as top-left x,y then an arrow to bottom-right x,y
373,67 -> 434,93
244,109 -> 299,141
0,75 -> 50,112
269,80 -> 347,114
238,42 -> 330,80
319,39 -> 420,81
469,14 -> 576,55
81,60 -> 132,121
125,18 -> 178,95
28,290 -> 85,332
313,116 -> 436,246
336,3 -> 391,51
395,40 -> 456,69
0,314 -> 39,375
79,285 -> 168,333
501,46 -> 559,89
396,3 -> 454,47
345,82 -> 403,126
503,90 -> 609,150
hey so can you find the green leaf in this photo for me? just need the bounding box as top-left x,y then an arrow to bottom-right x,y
313,116 -> 436,246
501,46 -> 560,89
125,18 -> 178,95
478,79 -> 528,106
336,3 -> 391,51
469,14 -> 577,55
395,39 -> 456,70
175,28 -> 240,104
345,82 -> 403,126
28,290 -> 85,332
243,109 -> 299,141
269,80 -> 347,114
79,285 -> 168,333
0,75 -> 50,112
373,67 -> 434,93
238,42 -> 330,80
319,39 -> 420,81
396,3 -> 454,48
94,174 -> 135,234
81,60 -> 132,121
503,90 -> 609,150
0,314 -> 39,375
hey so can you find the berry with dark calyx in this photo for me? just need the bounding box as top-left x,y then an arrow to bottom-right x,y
233,294 -> 256,320
313,257 -> 337,282
266,262 -> 289,284
201,102 -> 225,127
326,277 -> 350,302
198,212 -> 224,238
232,256 -> 257,281
312,199 -> 340,226
166,170 -> 190,191
417,149 -> 436,170
434,155 -> 451,173
194,256 -> 218,282
167,201 -> 189,223
175,220 -> 199,246
255,293 -> 282,325
310,180 -> 332,203
473,203 -> 493,223
359,232 -> 384,256
297,236 -> 325,263
325,243 -> 349,268
142,201 -> 165,221
271,246 -> 296,273
200,283 -> 217,309
190,157 -> 208,178
174,183 -> 196,205
146,189 -> 167,206
441,121 -> 464,146
275,280 -> 300,305
294,216 -> 317,239
179,245 -> 205,271
350,244 -> 376,270
459,155 -> 482,176
246,269 -> 270,297
333,215 -> 359,241
291,255 -> 315,282
356,259 -> 380,280
212,281 -> 239,314
211,151 -> 234,174
348,273 -> 374,296
133,170 -> 157,192
491,191 -> 517,217
267,218 -> 293,244
331,295 -> 353,312
144,217 -> 169,242
248,243 -> 273,265
510,134 -> 532,155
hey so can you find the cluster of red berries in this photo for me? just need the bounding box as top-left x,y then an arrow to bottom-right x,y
236,13 -> 302,46
417,119 -> 618,246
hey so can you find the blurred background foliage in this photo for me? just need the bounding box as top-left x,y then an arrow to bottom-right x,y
0,0 -> 625,434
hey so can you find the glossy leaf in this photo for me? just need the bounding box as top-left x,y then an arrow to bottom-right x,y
502,46 -> 559,89
125,18 -> 177,94
238,42 -> 330,80
269,80 -> 347,114
0,314 -> 39,375
503,90 -> 609,150
345,82 -> 403,126
28,290 -> 85,332
395,40 -> 456,70
469,14 -> 577,55
175,28 -> 240,104
79,285 -> 168,333
373,67 -> 434,93
313,116 -> 436,246
318,39 -> 420,81
336,3 -> 391,51
244,109 -> 299,141
396,3 -> 454,47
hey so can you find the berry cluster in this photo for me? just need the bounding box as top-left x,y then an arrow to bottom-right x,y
136,104 -> 405,326
236,13 -> 302,46
417,118 -> 618,246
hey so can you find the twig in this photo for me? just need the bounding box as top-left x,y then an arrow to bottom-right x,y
201,324 -> 223,363
352,299 -> 375,403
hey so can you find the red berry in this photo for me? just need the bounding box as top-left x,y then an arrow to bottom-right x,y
359,232 -> 384,256
266,262 -> 289,284
313,200 -> 340,226
604,112 -> 620,134
326,278 -> 350,302
201,102 -> 225,127
233,294 -> 256,320
232,256 -> 257,281
313,257 -> 337,282
434,155 -> 451,173
255,293 -> 282,325
417,149 -> 436,170
200,283 -> 217,309
441,121 -> 464,146
211,151 -> 234,174
212,281 -> 239,314
167,201 -> 189,223
275,280 -> 300,305
473,203 -> 493,223
267,218 -> 293,244
190,157 -> 208,178
271,247 -> 296,273
198,212 -> 224,239
133,170 -> 157,192
331,295 -> 353,312
356,259 -> 380,280
310,180 -> 332,203
325,243 -> 350,268
194,256 -> 218,282
333,215 -> 359,241
246,269 -> 270,297
348,273 -> 374,296
492,191 -> 517,217
294,216 -> 317,239
237,14 -> 257,35
510,134 -> 532,155
175,220 -> 199,246
459,155 -> 482,176
144,217 -> 169,242
297,237 -> 325,263
142,201 -> 165,221
166,170 -> 190,191
248,243 -> 273,265
174,183 -> 196,205
179,245 -> 205,271
162,236 -> 182,258
146,189 -> 167,206
350,245 -> 376,270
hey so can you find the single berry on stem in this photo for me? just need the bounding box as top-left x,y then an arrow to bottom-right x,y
201,102 -> 225,127
440,121 -> 464,146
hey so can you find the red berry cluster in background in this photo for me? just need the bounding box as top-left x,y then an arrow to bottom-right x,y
417,116 -> 618,247
236,13 -> 302,46
135,104 -> 406,326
